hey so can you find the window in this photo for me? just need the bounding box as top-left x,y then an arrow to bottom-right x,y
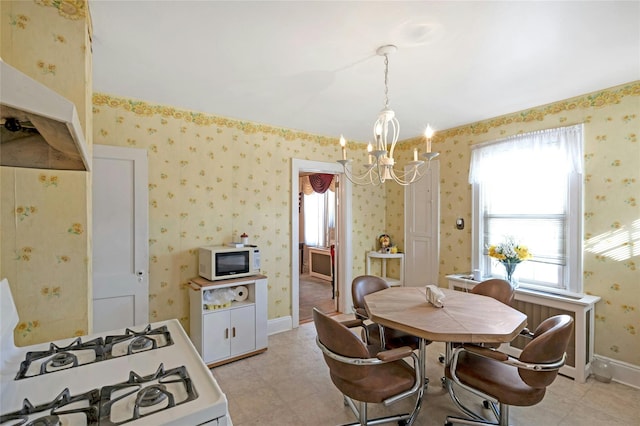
470,124 -> 584,295
303,190 -> 335,247
301,174 -> 336,248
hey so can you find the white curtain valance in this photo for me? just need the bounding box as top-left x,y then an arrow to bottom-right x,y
469,124 -> 583,184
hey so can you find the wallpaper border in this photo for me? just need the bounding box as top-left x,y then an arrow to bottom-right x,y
35,0 -> 87,20
94,81 -> 639,150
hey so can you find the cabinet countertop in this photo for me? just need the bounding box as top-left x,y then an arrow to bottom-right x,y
190,274 -> 267,289
367,251 -> 404,258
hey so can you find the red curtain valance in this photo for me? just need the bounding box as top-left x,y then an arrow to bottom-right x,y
301,174 -> 335,195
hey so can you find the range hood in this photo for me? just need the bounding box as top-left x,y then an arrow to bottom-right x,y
0,59 -> 90,171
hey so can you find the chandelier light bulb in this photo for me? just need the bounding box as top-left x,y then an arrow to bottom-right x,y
425,125 -> 434,153
425,124 -> 434,139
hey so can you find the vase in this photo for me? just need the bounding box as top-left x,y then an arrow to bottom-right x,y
501,261 -> 519,289
591,357 -> 612,383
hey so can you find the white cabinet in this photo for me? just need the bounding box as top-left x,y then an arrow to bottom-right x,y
189,275 -> 268,366
366,251 -> 404,287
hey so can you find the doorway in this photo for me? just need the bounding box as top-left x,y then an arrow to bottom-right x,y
291,159 -> 353,328
298,173 -> 337,323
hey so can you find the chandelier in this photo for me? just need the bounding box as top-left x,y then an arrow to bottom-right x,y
338,45 -> 439,186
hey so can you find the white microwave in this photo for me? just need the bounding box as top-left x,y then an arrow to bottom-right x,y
198,245 -> 260,281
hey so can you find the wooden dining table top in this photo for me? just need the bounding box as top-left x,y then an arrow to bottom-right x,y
364,287 -> 528,344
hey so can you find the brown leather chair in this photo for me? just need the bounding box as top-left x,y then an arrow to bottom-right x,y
313,308 -> 423,426
351,275 -> 425,350
444,314 -> 574,426
471,278 -> 515,306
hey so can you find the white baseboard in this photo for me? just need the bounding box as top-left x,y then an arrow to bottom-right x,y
594,354 -> 640,389
267,316 -> 292,335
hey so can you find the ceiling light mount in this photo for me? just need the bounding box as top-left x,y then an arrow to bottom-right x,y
337,45 -> 439,186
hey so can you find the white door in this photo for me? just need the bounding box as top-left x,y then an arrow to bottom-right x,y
404,161 -> 440,287
92,145 -> 148,333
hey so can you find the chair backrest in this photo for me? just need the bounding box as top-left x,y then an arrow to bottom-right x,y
518,314 -> 574,388
313,308 -> 373,381
351,275 -> 389,318
471,279 -> 515,306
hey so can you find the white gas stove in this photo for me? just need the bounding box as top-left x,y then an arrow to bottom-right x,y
0,279 -> 231,425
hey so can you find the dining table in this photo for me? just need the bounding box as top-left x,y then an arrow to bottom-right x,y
363,286 -> 528,424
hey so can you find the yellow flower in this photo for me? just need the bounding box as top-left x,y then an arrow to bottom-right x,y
488,236 -> 532,262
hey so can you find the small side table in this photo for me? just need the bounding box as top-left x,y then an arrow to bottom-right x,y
366,251 -> 404,287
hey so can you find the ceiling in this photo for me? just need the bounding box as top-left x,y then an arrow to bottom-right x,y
89,1 -> 639,143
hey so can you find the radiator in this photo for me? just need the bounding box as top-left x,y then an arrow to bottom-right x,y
308,247 -> 333,281
510,300 -> 579,368
447,275 -> 601,382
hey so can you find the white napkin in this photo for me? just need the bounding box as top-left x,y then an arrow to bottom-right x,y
425,285 -> 445,308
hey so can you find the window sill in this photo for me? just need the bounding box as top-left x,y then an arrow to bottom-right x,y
445,274 -> 601,307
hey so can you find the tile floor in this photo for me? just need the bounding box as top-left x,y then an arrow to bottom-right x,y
211,319 -> 640,426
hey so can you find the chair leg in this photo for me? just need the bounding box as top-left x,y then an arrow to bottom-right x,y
444,398 -> 510,426
341,395 -> 413,426
359,400 -> 367,426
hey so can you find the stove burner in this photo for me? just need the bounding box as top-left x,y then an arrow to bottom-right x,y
50,352 -> 76,368
129,336 -> 154,353
27,414 -> 61,426
136,385 -> 169,407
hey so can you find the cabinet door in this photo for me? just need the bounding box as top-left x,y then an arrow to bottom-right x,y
202,310 -> 231,363
230,305 -> 256,356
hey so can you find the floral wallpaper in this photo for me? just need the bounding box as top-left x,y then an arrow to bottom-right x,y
1,0 -> 92,345
390,82 -> 640,366
92,95 -> 386,329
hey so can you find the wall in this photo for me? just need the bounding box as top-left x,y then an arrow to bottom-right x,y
2,1 -> 636,368
392,82 -> 640,366
92,95 -> 386,331
0,0 -> 92,345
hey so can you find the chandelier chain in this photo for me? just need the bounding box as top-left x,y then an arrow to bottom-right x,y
383,54 -> 390,109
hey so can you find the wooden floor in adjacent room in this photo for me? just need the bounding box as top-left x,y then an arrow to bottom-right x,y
299,273 -> 336,323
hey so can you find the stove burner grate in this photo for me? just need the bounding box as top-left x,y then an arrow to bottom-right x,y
99,364 -> 198,425
0,388 -> 100,426
26,413 -> 60,426
14,325 -> 173,380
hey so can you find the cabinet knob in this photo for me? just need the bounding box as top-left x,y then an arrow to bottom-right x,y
225,328 -> 229,339
232,327 -> 236,338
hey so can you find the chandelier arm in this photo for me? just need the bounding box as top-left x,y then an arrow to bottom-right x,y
388,160 -> 434,185
387,117 -> 400,159
339,160 -> 383,186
